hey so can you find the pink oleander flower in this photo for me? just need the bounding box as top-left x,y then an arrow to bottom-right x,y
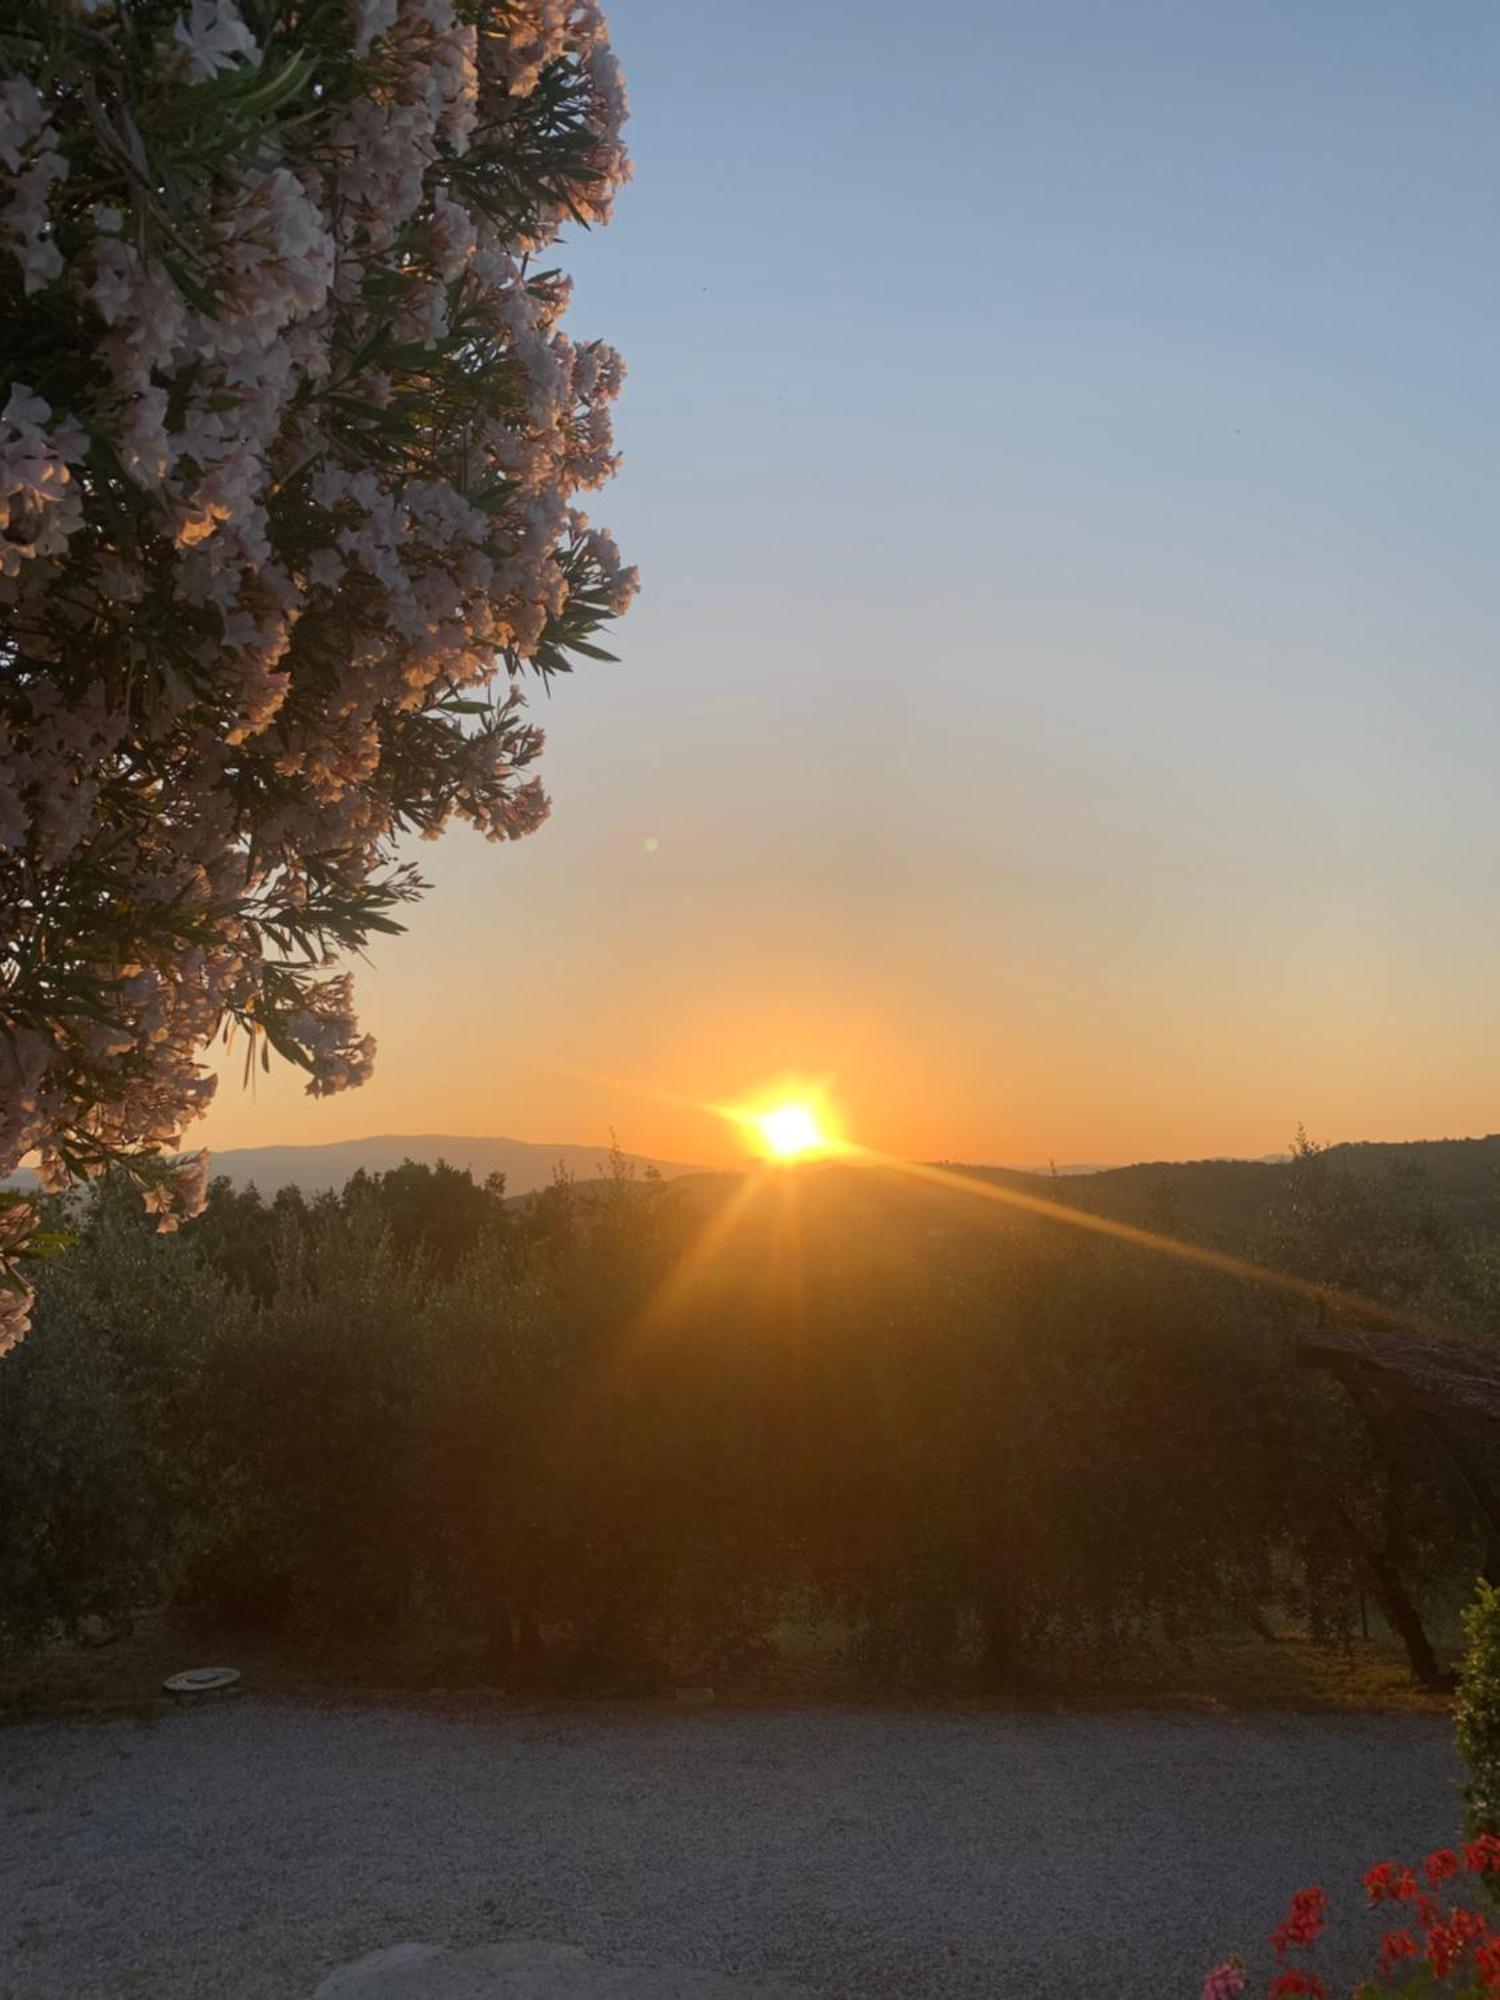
0,0 -> 634,1344
171,0 -> 259,80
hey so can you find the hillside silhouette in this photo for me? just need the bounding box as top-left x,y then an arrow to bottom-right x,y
927,1136 -> 1500,1250
626,1134 -> 1500,1268
167,1131 -> 1500,1247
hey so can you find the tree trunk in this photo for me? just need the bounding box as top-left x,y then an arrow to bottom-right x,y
1332,1496 -> 1445,1689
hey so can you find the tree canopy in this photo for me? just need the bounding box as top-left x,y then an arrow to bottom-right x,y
0,0 -> 635,1347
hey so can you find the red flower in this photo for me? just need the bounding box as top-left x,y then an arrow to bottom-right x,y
1363,1861 -> 1399,1906
1270,1886 -> 1329,1959
1380,1928 -> 1418,1973
1428,1928 -> 1463,1977
1425,1908 -> 1486,1980
1365,1861 -> 1421,1907
1477,1938 -> 1500,1999
1210,1847 -> 1500,2000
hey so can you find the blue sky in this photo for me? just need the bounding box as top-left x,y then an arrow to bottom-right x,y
208,1 -> 1500,1165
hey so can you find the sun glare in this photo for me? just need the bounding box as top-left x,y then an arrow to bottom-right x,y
755,1101 -> 827,1160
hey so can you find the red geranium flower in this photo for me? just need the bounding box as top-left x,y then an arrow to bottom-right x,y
1271,1886 -> 1329,1959
1363,1861 -> 1399,1905
1268,1973 -> 1325,1998
1380,1927 -> 1418,1973
1209,1845 -> 1500,2000
1425,1908 -> 1486,1980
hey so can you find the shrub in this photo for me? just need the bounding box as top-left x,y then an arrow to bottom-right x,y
1,1160 -> 1484,1683
1459,1582 -> 1500,1840
0,1193 -> 246,1651
0,0 -> 635,1343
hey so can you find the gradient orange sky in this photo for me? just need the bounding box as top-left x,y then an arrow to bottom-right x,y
200,1 -> 1500,1171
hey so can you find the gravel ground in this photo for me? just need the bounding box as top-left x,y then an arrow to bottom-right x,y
0,1698 -> 1461,2000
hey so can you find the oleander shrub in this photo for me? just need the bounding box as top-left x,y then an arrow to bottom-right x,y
0,0 -> 634,1346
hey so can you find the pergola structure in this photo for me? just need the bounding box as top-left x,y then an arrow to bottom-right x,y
1302,1324 -> 1500,1434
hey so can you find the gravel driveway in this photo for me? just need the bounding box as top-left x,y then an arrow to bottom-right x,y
0,1699 -> 1461,2000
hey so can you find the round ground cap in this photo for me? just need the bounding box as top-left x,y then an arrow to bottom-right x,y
163,1666 -> 241,1695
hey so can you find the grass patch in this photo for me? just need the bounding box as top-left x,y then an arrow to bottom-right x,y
0,1617 -> 1452,1723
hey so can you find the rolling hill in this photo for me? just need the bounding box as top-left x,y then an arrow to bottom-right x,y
14,1129 -> 1500,1244
922,1134 -> 1500,1250
197,1133 -> 701,1199
654,1134 -> 1500,1264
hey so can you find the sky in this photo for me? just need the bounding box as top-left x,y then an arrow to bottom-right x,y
202,0 -> 1500,1170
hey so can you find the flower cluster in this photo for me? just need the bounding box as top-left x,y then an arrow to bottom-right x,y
0,0 -> 635,1347
0,76 -> 65,294
1206,1839 -> 1500,1999
1270,1887 -> 1329,1972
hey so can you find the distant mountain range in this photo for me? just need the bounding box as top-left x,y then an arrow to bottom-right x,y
196,1133 -> 701,1198
992,1155 -> 1291,1178
12,1132 -> 1500,1238
200,1133 -> 1500,1232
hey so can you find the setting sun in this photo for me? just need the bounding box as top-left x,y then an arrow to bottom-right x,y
755,1102 -> 828,1160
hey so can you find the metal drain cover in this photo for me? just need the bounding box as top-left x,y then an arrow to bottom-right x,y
163,1666 -> 241,1696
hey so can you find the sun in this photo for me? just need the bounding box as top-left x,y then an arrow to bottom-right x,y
754,1101 -> 827,1160
721,1084 -> 843,1162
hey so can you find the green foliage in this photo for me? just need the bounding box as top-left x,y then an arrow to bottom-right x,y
1459,1582 -> 1500,1838
2,1145 -> 1495,1684
0,0 -> 634,1327
0,1193 -> 248,1651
